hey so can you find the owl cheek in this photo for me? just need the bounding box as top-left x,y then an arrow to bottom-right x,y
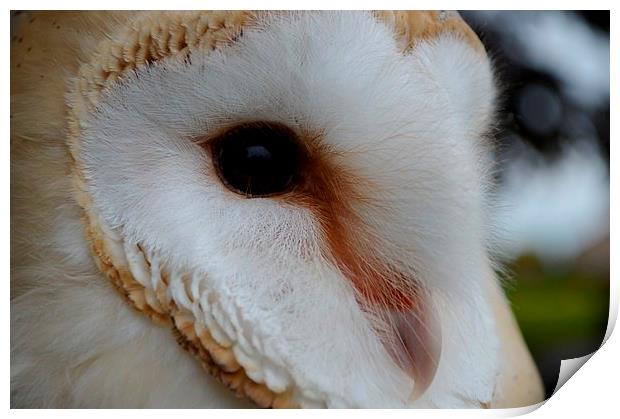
321,212 -> 441,398
324,234 -> 441,398
281,142 -> 441,398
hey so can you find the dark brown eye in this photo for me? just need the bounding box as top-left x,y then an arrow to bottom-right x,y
210,122 -> 302,197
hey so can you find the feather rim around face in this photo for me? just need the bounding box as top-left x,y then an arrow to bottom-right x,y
66,10 -> 487,408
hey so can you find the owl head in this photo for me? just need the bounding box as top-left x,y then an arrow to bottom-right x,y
68,11 -> 500,408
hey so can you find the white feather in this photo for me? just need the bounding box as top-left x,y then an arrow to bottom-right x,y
12,11 -> 499,407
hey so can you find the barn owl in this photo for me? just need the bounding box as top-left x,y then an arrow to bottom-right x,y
10,11 -> 544,408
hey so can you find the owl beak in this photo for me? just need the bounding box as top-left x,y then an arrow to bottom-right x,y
340,260 -> 442,401
382,300 -> 442,401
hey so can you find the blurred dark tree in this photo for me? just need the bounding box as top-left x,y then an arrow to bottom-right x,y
461,10 -> 610,399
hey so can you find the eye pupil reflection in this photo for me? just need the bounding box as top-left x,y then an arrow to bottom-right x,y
245,145 -> 272,160
210,122 -> 302,197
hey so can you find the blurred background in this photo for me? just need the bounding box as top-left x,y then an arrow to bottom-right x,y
460,11 -> 610,399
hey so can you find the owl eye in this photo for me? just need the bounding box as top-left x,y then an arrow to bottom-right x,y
210,122 -> 302,197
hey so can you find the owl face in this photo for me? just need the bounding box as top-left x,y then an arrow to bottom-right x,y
76,11 -> 497,407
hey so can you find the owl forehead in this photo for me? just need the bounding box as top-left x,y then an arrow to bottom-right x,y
73,10 -> 489,252
68,10 -> 485,163
69,11 -> 483,121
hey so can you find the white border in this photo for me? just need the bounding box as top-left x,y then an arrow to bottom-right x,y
3,1 -> 618,11
4,2 -> 616,417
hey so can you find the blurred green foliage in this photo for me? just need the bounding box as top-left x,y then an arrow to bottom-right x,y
500,253 -> 609,396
